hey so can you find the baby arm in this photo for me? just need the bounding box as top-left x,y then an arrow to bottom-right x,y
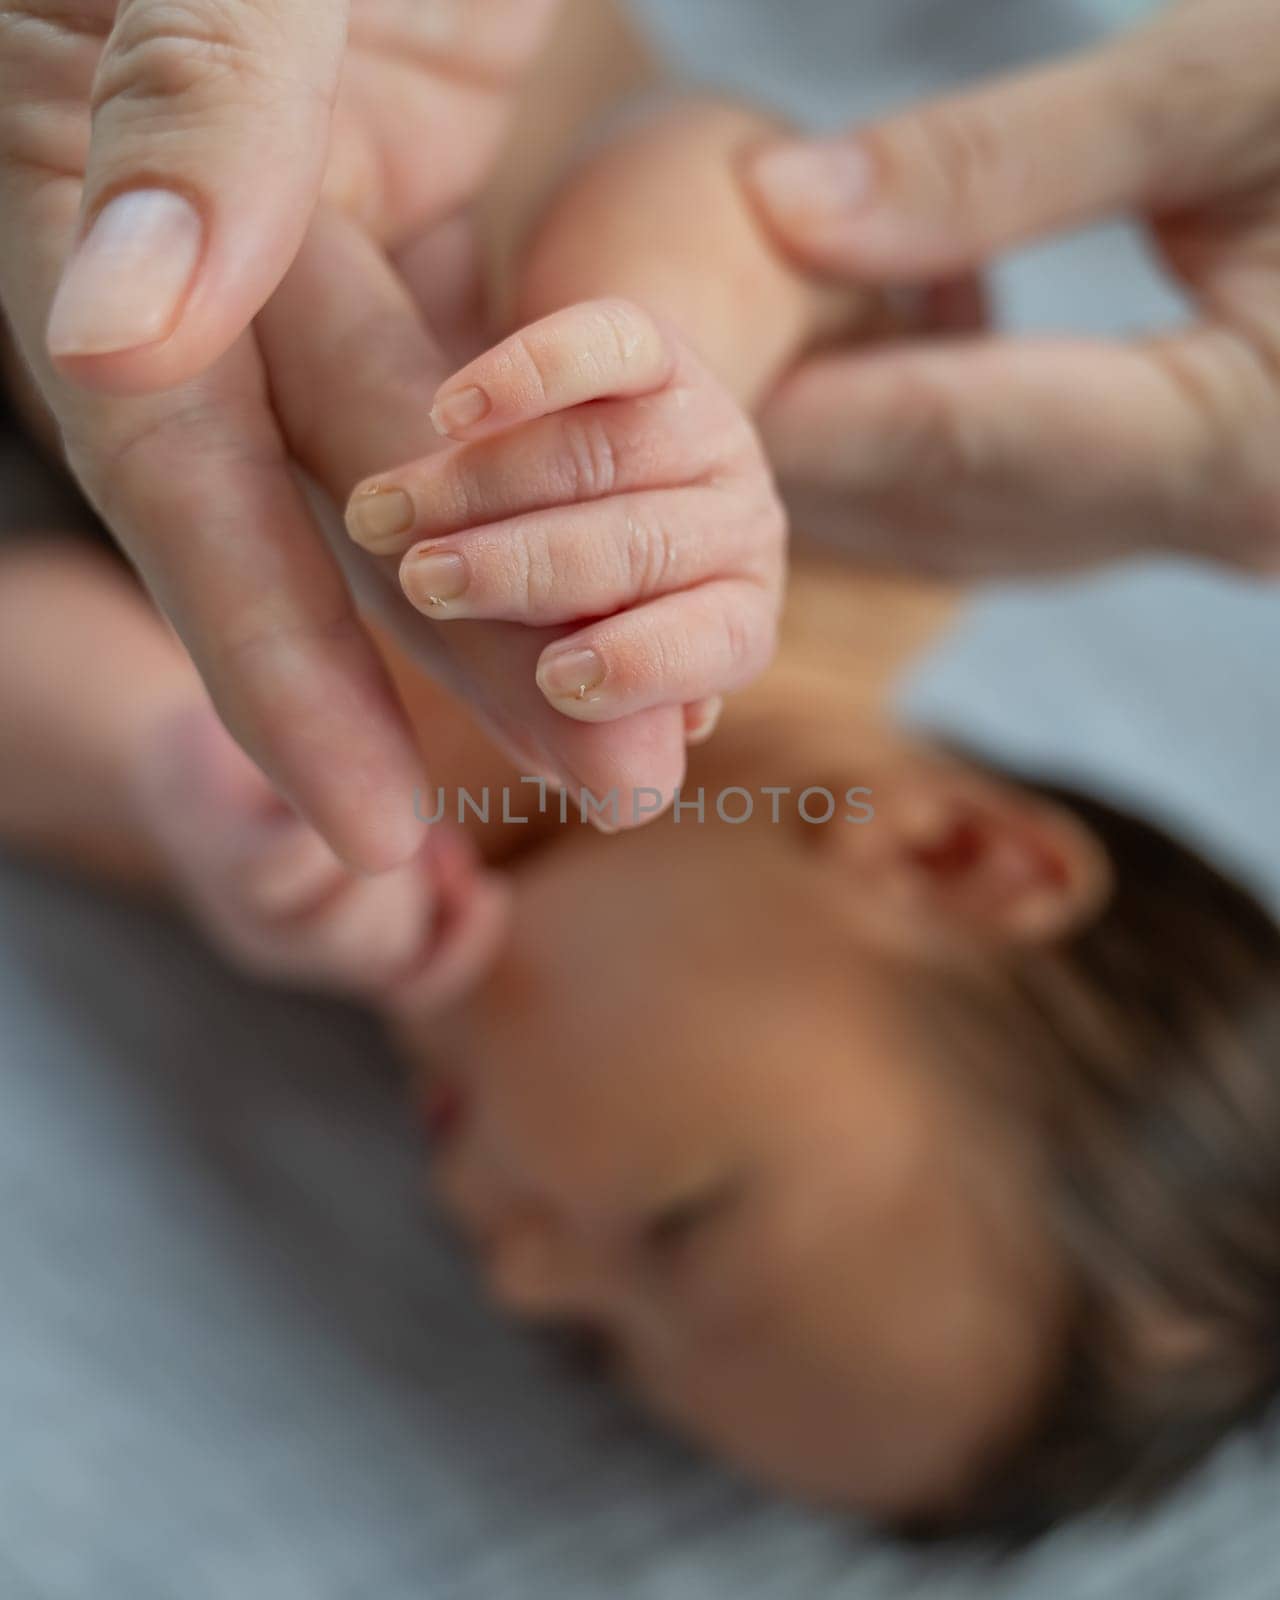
515,101 -> 862,410
346,102 -> 869,736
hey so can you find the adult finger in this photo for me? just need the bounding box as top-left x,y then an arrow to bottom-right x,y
137,702 -> 437,993
760,324 -> 1280,576
0,159 -> 426,872
78,350 -> 430,866
745,0 -> 1280,280
44,0 -> 349,393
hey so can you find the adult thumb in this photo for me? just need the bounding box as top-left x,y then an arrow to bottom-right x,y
46,0 -> 349,394
744,1 -> 1280,281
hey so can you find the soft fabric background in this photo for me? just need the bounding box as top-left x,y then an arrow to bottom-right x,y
3,1 -> 1279,1595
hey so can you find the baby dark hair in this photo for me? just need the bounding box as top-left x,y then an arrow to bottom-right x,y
920,777 -> 1280,1544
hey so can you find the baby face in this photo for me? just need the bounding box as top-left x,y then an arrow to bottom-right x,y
417,784 -> 1066,1520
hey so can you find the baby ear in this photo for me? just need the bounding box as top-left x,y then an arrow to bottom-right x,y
818,761 -> 1113,951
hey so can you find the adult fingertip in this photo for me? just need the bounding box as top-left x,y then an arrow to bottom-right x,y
747,137 -> 877,256
47,189 -> 204,362
291,739 -> 429,879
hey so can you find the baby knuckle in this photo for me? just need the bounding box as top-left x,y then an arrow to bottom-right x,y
743,581 -> 782,668
624,630 -> 667,696
695,409 -> 758,482
718,595 -> 762,677
723,486 -> 785,588
734,418 -> 772,476
501,330 -> 555,411
511,520 -> 558,614
442,460 -> 485,528
560,412 -> 618,501
594,297 -> 661,374
624,506 -> 680,597
755,480 -> 789,558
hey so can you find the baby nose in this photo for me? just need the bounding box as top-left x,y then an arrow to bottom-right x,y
485,1208 -> 603,1322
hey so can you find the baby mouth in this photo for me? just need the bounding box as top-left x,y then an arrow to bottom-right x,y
544,1320 -> 622,1381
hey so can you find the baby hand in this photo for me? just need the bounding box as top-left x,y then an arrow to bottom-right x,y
345,299 -> 787,726
132,704 -> 508,1014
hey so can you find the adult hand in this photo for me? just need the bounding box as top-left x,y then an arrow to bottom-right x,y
745,0 -> 1280,578
0,0 -> 601,874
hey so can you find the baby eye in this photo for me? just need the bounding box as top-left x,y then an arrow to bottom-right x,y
645,1198 -> 709,1254
641,1180 -> 739,1260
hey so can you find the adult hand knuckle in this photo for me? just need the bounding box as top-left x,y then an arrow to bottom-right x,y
94,1 -> 263,113
72,394 -> 268,526
65,399 -> 204,517
906,100 -> 1005,210
885,364 -> 980,484
1145,331 -> 1280,565
215,605 -> 361,684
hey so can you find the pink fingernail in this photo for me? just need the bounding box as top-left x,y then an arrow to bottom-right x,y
750,140 -> 876,231
47,189 -> 203,359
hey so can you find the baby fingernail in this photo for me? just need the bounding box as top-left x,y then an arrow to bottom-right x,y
538,647 -> 606,705
347,486 -> 416,550
750,139 -> 876,230
403,549 -> 469,612
431,384 -> 490,438
47,189 -> 203,359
